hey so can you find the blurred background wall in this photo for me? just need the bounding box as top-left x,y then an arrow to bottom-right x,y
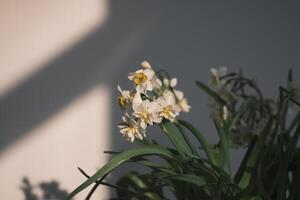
0,1 -> 300,199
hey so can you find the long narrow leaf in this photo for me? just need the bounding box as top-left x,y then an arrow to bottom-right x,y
196,81 -> 227,106
178,120 -> 217,166
161,122 -> 191,156
120,172 -> 162,200
238,119 -> 273,188
213,119 -> 232,177
234,136 -> 257,183
67,145 -> 174,199
167,174 -> 206,187
175,122 -> 199,156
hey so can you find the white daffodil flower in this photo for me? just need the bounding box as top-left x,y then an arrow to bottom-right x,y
209,66 -> 228,87
128,68 -> 155,93
174,90 -> 191,112
117,85 -> 134,109
140,61 -> 162,89
118,113 -> 146,142
132,92 -> 162,129
156,90 -> 180,122
118,61 -> 192,142
208,67 -> 235,115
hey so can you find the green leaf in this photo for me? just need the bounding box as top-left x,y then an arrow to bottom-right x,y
289,148 -> 300,200
250,196 -> 263,200
161,121 -> 191,156
275,122 -> 300,200
134,159 -> 176,175
118,172 -> 162,200
67,145 -> 173,199
211,145 -> 225,168
196,81 -> 227,106
238,118 -> 273,188
175,122 -> 199,156
288,110 -> 300,133
234,136 -> 257,184
213,119 -> 232,177
167,174 -> 206,187
228,98 -> 251,132
288,68 -> 293,83
178,120 -> 217,166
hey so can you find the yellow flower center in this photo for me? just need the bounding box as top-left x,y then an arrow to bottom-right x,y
127,126 -> 139,134
137,112 -> 151,124
118,96 -> 126,109
161,106 -> 173,118
133,72 -> 148,85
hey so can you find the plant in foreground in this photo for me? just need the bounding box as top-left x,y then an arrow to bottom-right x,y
68,62 -> 300,200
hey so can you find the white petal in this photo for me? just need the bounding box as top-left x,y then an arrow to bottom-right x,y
139,84 -> 147,93
128,73 -> 134,80
173,104 -> 181,113
123,90 -> 131,98
130,135 -> 135,142
156,78 -> 162,87
144,69 -> 154,80
163,90 -> 176,105
154,115 -> 163,123
155,97 -> 167,109
223,105 -> 228,120
140,121 -> 147,129
180,98 -> 191,112
174,90 -> 184,100
210,68 -> 219,78
146,82 -> 153,91
149,100 -> 161,113
151,77 -> 162,89
117,85 -> 123,93
135,85 -> 141,93
132,92 -> 143,111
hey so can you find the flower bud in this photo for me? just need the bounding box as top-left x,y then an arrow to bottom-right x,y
170,78 -> 177,88
163,78 -> 169,86
141,61 -> 152,69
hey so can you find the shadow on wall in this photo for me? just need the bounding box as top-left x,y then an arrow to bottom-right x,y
1,0 -> 168,199
21,177 -> 68,200
0,0 -> 167,152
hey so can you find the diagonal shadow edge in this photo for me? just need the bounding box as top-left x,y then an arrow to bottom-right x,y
0,0 -> 165,153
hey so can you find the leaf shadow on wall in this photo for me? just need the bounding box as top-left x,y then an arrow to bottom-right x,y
20,177 -> 68,200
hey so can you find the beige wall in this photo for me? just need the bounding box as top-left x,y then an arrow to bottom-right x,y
0,0 -> 108,97
0,0 -> 110,199
0,85 -> 111,199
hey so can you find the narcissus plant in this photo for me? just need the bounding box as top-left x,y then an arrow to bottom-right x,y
68,62 -> 300,200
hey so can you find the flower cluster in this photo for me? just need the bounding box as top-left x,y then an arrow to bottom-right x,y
207,67 -> 268,148
117,61 -> 190,142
